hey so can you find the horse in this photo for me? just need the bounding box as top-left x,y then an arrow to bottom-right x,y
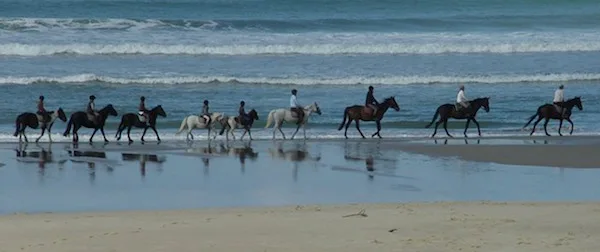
219,109 -> 259,141
425,97 -> 490,138
115,105 -> 167,143
14,108 -> 67,143
63,105 -> 118,143
523,96 -> 583,136
175,112 -> 225,141
264,102 -> 322,140
337,97 -> 400,139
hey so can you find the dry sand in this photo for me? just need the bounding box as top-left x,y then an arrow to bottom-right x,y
395,143 -> 600,168
1,202 -> 600,252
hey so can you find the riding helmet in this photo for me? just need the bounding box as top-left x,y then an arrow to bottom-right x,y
368,86 -> 374,90
204,100 -> 209,104
291,89 -> 297,94
240,101 -> 245,106
140,96 -> 145,101
89,95 -> 96,100
39,95 -> 44,100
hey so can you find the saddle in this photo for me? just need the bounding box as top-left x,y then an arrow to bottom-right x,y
137,113 -> 147,123
553,104 -> 567,118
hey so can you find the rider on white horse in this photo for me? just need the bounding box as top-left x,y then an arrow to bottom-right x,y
290,89 -> 304,125
138,96 -> 149,122
201,100 -> 211,125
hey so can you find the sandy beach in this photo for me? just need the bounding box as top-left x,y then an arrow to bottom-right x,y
1,202 -> 599,252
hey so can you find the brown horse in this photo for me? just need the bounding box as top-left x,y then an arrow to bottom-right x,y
425,97 -> 490,138
523,96 -> 582,136
337,96 -> 400,139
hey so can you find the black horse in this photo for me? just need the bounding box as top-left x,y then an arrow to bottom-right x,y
337,97 -> 400,139
523,96 -> 583,136
219,109 -> 259,141
115,105 -> 167,143
63,104 -> 118,143
425,97 -> 490,138
14,108 -> 67,143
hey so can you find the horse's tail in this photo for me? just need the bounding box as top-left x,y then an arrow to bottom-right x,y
13,117 -> 20,137
523,109 -> 541,129
63,116 -> 73,137
175,116 -> 187,135
425,107 -> 440,128
265,110 -> 275,128
337,107 -> 349,131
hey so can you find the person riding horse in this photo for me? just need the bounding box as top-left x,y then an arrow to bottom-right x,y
456,85 -> 470,114
36,95 -> 50,125
138,96 -> 149,123
238,101 -> 250,124
201,100 -> 211,125
364,86 -> 379,117
87,95 -> 100,125
290,89 -> 304,125
553,85 -> 566,117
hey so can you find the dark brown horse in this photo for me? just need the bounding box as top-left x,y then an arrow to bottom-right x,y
63,104 -> 118,143
337,96 -> 400,139
219,109 -> 259,141
115,105 -> 167,143
14,108 -> 67,143
523,96 -> 582,136
425,97 -> 490,138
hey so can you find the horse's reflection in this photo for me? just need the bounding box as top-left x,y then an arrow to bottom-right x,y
15,143 -> 66,172
121,153 -> 166,177
67,148 -> 113,183
186,141 -> 258,174
269,141 -> 321,181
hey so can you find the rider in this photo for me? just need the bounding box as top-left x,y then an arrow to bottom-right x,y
87,95 -> 100,125
201,100 -> 211,125
365,86 -> 379,117
138,96 -> 149,122
553,85 -> 565,117
37,95 -> 50,124
456,85 -> 470,113
290,89 -> 304,125
238,101 -> 248,124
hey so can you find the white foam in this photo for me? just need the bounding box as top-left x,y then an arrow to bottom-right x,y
1,73 -> 600,85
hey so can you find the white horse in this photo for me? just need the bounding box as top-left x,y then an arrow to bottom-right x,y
218,109 -> 259,141
176,112 -> 225,141
264,102 -> 322,140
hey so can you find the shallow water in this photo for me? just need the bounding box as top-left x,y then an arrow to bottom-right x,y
1,140 -> 600,214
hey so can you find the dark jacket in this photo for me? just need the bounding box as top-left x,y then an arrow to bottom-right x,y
365,91 -> 379,106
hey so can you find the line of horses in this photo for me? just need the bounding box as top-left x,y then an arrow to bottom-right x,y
12,95 -> 583,143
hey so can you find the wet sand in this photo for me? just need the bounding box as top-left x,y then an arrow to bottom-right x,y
1,202 -> 600,252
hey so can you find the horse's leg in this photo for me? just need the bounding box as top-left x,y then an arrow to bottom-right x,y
73,125 -> 80,143
558,119 -> 564,136
471,118 -> 482,137
443,120 -> 453,138
240,128 -> 247,140
463,119 -> 471,138
278,126 -> 286,140
371,121 -> 382,138
127,126 -> 133,143
22,126 -> 29,143
89,128 -> 98,143
355,120 -> 366,139
47,124 -> 53,142
431,120 -> 442,138
303,123 -> 307,140
567,118 -> 574,135
543,118 -> 551,136
530,117 -> 543,135
36,127 -> 46,143
291,124 -> 301,140
248,128 -> 253,140
343,117 -> 352,139
100,127 -> 109,142
141,127 -> 149,142
151,126 -> 160,142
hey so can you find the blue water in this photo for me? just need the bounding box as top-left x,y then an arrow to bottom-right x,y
1,0 -> 600,142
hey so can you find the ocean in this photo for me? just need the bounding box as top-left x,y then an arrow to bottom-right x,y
1,0 -> 599,142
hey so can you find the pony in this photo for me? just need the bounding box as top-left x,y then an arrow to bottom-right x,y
14,108 -> 67,143
264,102 -> 322,140
425,97 -> 490,138
115,105 -> 167,143
63,104 -> 118,143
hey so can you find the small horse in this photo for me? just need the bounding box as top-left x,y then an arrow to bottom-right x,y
425,97 -> 490,138
337,97 -> 400,139
176,112 -> 225,141
14,108 -> 67,143
115,105 -> 167,143
219,109 -> 259,141
264,102 -> 322,140
63,104 -> 118,143
523,96 -> 583,136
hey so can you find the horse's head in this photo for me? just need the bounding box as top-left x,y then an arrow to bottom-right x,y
56,108 -> 67,122
311,102 -> 322,115
572,96 -> 583,110
153,105 -> 167,117
384,96 -> 400,111
475,97 -> 490,112
103,104 -> 119,117
248,109 -> 259,120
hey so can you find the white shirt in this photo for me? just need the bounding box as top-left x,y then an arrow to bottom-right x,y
456,90 -> 468,103
290,95 -> 301,107
553,89 -> 564,103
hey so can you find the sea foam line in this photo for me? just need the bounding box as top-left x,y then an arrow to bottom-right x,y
1,73 -> 600,85
3,41 -> 600,56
